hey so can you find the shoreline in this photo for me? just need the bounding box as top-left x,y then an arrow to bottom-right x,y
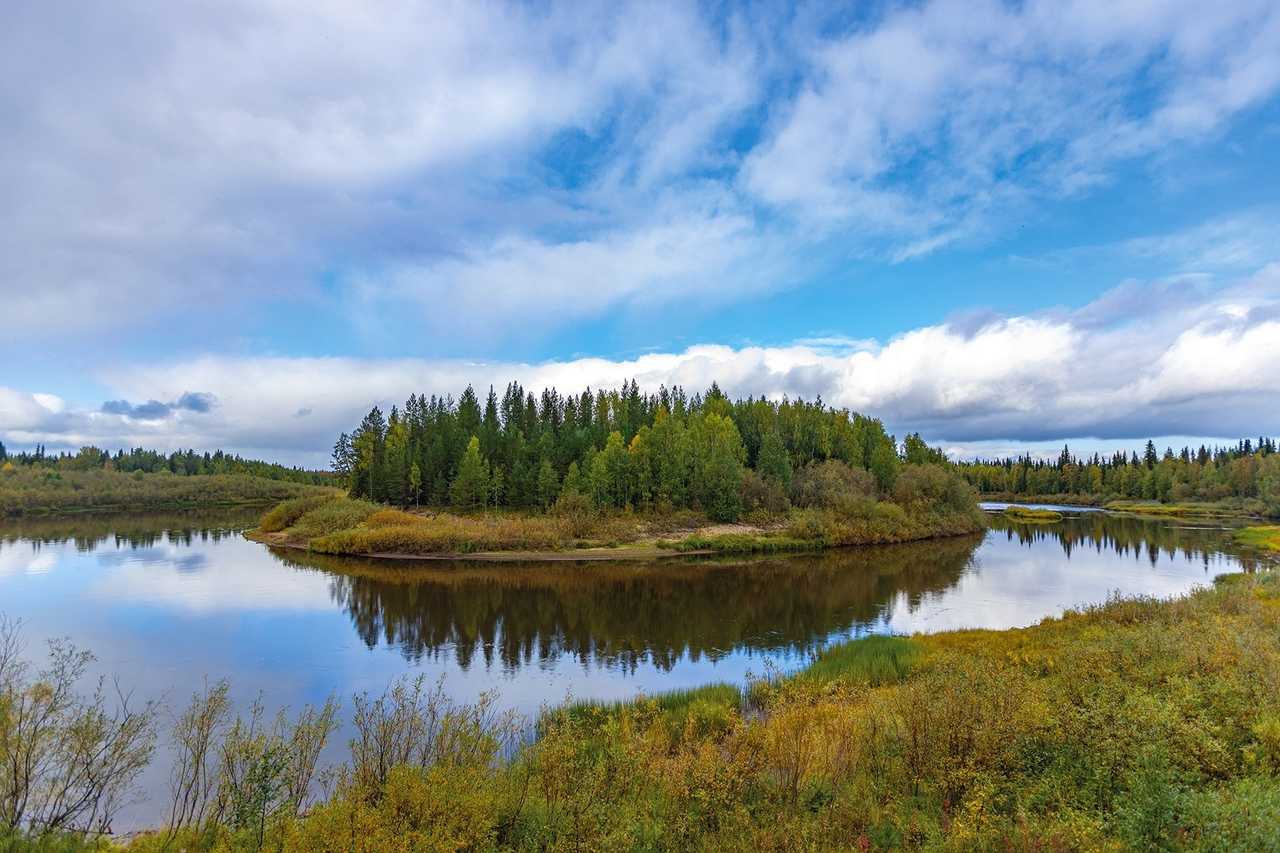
245,527 -> 721,561
245,523 -> 987,562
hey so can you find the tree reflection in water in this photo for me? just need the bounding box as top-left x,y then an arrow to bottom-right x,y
272,536 -> 983,672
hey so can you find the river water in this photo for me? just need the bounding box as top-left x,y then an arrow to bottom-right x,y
0,507 -> 1269,828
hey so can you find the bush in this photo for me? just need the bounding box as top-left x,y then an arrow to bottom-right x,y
789,460 -> 876,510
739,469 -> 788,514
891,463 -> 976,512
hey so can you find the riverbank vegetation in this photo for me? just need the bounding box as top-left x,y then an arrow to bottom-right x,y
1236,525 -> 1280,554
0,467 -> 334,516
0,443 -> 331,485
959,437 -> 1280,518
1002,506 -> 1062,523
3,570 -> 1277,850
303,381 -> 984,556
0,443 -> 334,515
252,458 -> 985,558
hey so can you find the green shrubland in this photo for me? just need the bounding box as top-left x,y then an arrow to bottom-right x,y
0,467 -> 331,516
1002,506 -> 1064,523
252,460 -> 985,557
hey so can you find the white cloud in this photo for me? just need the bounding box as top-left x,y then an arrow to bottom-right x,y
3,0 -> 1276,345
742,0 -> 1280,253
4,267 -> 1277,465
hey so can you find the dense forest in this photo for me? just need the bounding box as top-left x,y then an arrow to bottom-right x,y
331,381 -> 945,522
957,437 -> 1280,515
0,441 -> 330,485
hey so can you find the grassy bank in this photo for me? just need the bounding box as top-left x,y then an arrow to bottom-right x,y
249,489 -> 987,559
0,467 -> 335,516
7,570 -> 1276,851
1236,525 -> 1280,554
1002,505 -> 1063,523
1103,499 -> 1268,519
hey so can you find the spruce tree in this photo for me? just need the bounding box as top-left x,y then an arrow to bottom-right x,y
450,436 -> 489,509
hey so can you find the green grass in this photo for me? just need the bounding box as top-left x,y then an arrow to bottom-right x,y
800,634 -> 922,686
1235,525 -> 1280,553
257,493 -> 339,532
657,532 -> 822,553
1003,505 -> 1064,523
1104,499 -> 1264,519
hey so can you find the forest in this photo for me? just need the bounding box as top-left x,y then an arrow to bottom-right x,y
0,444 -> 333,515
330,381 -> 946,523
0,442 -> 330,485
957,437 -> 1280,517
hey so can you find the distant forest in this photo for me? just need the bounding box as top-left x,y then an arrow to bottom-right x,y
331,381 -> 947,519
957,437 -> 1280,513
0,442 -> 331,486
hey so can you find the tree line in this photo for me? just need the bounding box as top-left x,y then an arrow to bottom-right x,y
957,437 -> 1280,513
331,381 -> 944,521
0,442 -> 330,486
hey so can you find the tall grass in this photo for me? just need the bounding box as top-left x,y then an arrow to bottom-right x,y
257,494 -> 337,532
1236,524 -> 1280,553
800,634 -> 921,686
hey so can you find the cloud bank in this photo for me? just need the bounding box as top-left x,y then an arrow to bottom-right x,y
4,271 -> 1277,465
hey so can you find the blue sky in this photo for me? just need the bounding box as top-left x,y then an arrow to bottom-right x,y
2,0 -> 1279,466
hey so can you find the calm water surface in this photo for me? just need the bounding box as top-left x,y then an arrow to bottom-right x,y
0,508 -> 1269,827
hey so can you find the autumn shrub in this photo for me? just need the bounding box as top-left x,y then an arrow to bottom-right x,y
286,497 -> 379,540
258,493 -> 336,532
892,463 -> 976,512
739,469 -> 789,514
789,460 -> 876,509
364,508 -> 421,527
311,513 -> 568,554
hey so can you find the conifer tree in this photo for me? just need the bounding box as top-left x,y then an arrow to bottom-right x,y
450,436 -> 489,509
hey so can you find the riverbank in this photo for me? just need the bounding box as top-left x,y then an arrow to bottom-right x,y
1236,525 -> 1280,554
229,570 -> 1280,851
979,491 -> 1271,519
0,468 -> 335,516
247,492 -> 988,560
9,567 -> 1270,851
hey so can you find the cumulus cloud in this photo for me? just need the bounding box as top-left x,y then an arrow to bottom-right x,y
3,0 -> 1276,348
4,270 -> 1277,465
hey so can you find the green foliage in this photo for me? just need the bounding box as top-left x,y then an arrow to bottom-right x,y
341,381 -> 904,523
801,634 -> 921,686
257,494 -> 337,532
0,468 -> 329,516
284,498 -> 378,539
1002,505 -> 1064,522
961,436 -> 1280,517
789,459 -> 875,510
449,436 -> 490,509
4,571 -> 1278,851
1233,525 -> 1274,550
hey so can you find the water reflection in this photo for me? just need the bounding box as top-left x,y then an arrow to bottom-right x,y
0,508 -> 1266,829
273,535 -> 982,671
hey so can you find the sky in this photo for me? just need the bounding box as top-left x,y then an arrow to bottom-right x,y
2,0 -> 1279,468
